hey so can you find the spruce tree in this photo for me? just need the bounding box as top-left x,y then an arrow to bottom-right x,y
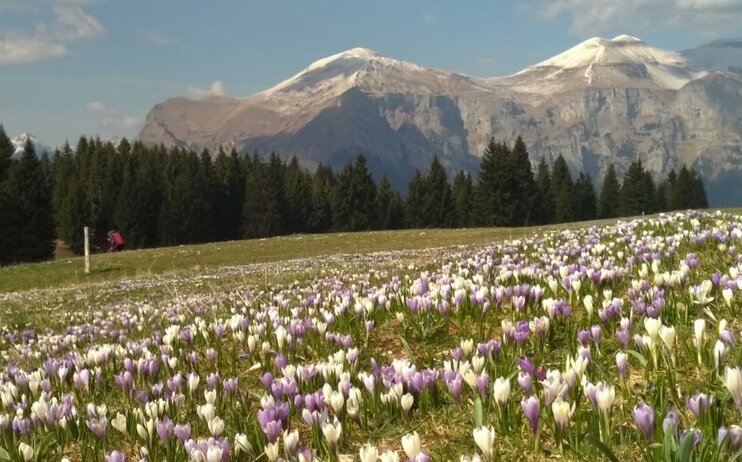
574,172 -> 597,221
619,159 -> 655,216
3,140 -> 55,262
375,175 -> 405,230
691,169 -> 708,209
212,148 -> 246,241
0,124 -> 13,181
421,156 -> 454,228
405,170 -> 427,229
333,154 -> 376,231
242,155 -> 284,238
451,170 -> 474,227
283,157 -> 312,234
533,158 -> 554,225
308,164 -> 335,232
597,164 -> 621,219
475,139 -> 510,226
550,154 -> 575,223
509,136 -> 536,226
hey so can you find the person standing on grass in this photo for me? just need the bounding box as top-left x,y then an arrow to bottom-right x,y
107,229 -> 125,252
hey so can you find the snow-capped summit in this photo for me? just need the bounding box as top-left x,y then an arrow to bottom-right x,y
139,34 -> 742,206
513,35 -> 695,90
11,133 -> 51,157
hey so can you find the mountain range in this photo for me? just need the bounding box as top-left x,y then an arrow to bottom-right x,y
138,35 -> 742,206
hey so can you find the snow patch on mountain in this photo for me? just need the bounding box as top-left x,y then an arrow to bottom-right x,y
11,133 -> 51,157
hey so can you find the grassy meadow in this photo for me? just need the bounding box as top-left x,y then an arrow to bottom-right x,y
0,210 -> 741,461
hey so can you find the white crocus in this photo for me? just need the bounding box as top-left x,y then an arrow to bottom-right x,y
493,377 -> 511,406
472,425 -> 496,459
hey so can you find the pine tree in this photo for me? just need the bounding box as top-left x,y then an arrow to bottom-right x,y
509,136 -> 536,226
619,159 -> 655,216
283,157 -> 312,233
0,125 -> 15,264
375,175 -> 405,230
574,172 -> 597,221
691,169 -> 708,209
0,124 -> 13,181
664,169 -> 679,210
597,164 -> 621,219
212,148 -> 246,241
475,139 -> 510,226
451,170 -> 474,227
533,158 -> 554,225
405,170 -> 427,229
421,156 -> 454,228
242,155 -> 285,238
551,154 -> 575,223
308,164 -> 335,232
3,140 -> 55,262
333,154 -> 377,231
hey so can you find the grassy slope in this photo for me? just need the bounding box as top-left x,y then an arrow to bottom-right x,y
0,222 -> 615,293
2,208 -> 739,294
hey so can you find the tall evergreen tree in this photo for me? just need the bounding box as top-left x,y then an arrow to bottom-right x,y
308,164 -> 335,233
242,155 -> 285,238
574,172 -> 597,221
333,154 -> 376,231
405,170 -> 426,229
375,175 -> 405,230
3,140 -> 55,262
619,159 -> 655,216
532,158 -> 554,225
550,154 -> 575,223
211,148 -> 246,241
691,169 -> 708,209
421,156 -> 454,228
0,125 -> 13,181
475,139 -> 510,226
597,164 -> 621,219
451,170 -> 474,227
283,157 -> 312,233
509,136 -> 536,226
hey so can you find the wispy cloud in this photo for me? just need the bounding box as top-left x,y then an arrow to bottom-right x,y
86,101 -> 140,132
0,0 -> 103,65
187,80 -> 231,99
525,0 -> 742,37
145,28 -> 172,46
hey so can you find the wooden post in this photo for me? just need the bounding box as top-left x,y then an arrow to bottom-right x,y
84,226 -> 90,274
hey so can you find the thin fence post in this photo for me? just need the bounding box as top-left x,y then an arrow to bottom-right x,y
84,226 -> 90,274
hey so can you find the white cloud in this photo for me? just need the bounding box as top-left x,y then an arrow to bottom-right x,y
86,101 -> 141,132
0,35 -> 68,64
0,0 -> 103,65
527,0 -> 742,37
145,28 -> 172,46
187,80 -> 231,99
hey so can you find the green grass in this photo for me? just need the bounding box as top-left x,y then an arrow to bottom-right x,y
0,221 -> 617,294
2,208 -> 739,294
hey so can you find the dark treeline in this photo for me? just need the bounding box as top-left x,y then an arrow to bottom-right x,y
0,126 -> 708,265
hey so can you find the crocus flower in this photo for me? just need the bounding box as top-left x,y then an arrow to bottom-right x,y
521,395 -> 540,436
472,425 -> 496,459
632,401 -> 655,441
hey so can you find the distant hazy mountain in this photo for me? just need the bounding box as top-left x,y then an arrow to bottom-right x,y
11,133 -> 51,158
139,36 -> 742,206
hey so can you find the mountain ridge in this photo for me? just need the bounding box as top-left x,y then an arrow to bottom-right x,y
139,36 -> 742,205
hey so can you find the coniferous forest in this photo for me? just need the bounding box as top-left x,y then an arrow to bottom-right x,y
0,125 -> 708,266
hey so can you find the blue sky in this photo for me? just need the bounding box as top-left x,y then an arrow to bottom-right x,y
1,0 -> 741,148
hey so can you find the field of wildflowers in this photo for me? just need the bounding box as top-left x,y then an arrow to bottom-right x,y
1,210 -> 742,461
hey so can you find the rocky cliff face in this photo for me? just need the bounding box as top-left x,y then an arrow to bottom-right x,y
139,38 -> 742,205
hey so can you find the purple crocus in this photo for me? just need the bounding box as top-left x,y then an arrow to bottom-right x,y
687,393 -> 713,418
632,401 -> 655,441
105,451 -> 126,462
521,395 -> 540,436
